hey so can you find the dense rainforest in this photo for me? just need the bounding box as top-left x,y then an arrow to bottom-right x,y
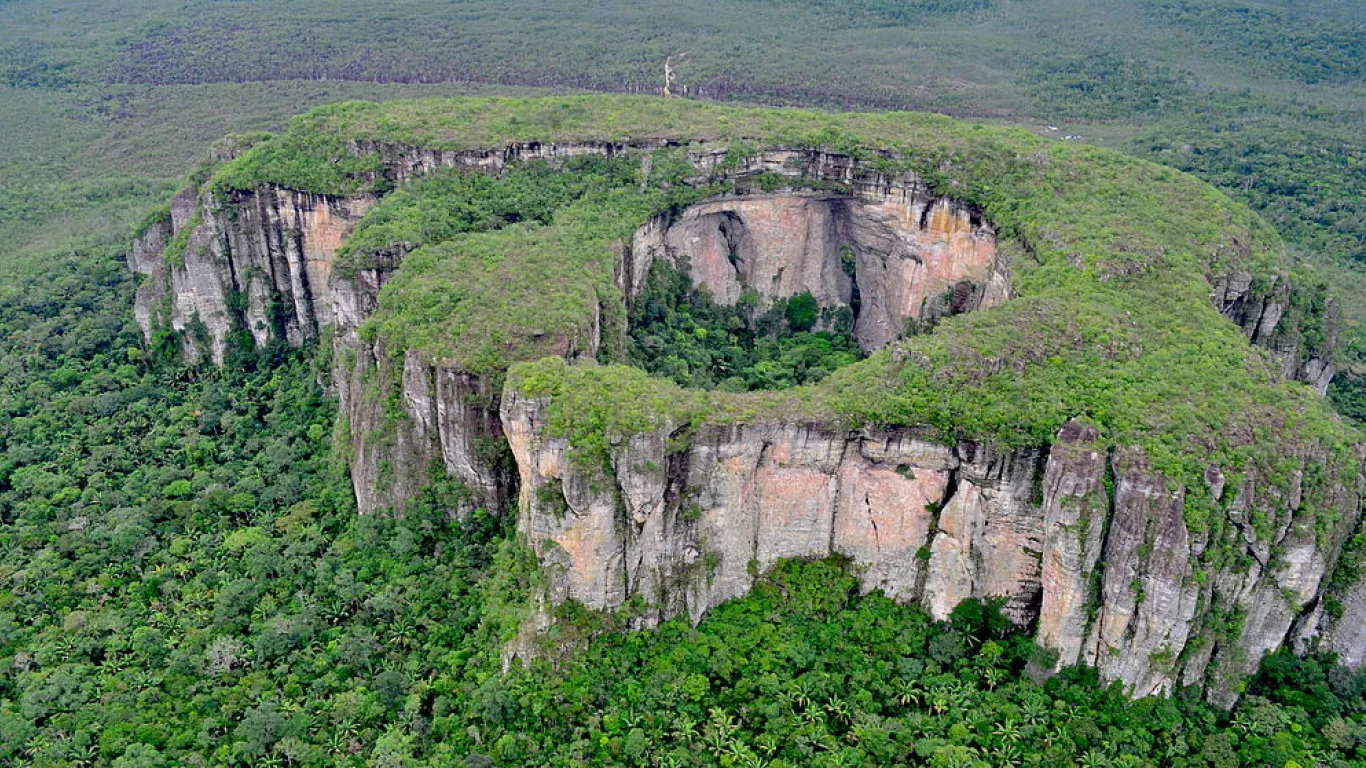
2,0 -> 1365,765
0,246 -> 1362,765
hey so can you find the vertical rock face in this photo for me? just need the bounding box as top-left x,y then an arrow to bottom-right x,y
505,393 -> 1366,697
1083,448 -> 1200,697
506,391 -> 1066,632
329,243 -> 520,516
1036,422 -> 1109,669
643,194 -> 856,308
1315,574 -> 1366,667
131,184 -> 375,364
923,444 -> 1043,623
128,218 -> 171,340
626,182 -> 1004,352
1210,269 -> 1339,393
334,341 -> 517,517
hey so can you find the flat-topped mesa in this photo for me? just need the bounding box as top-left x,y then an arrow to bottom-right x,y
128,142 -> 1005,516
123,96 -> 1363,704
130,137 -> 1319,384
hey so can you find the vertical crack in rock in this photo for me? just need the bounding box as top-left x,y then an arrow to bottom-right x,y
866,493 -> 881,557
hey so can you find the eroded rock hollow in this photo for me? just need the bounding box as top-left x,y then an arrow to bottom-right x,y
627,189 -> 1004,351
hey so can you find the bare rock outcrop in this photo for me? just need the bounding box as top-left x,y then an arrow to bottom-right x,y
626,161 -> 1005,352
505,392 -> 1366,698
1211,269 -> 1339,394
129,184 -> 375,364
505,390 -> 1049,627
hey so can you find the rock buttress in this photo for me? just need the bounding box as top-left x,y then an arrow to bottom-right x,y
505,397 -> 1366,699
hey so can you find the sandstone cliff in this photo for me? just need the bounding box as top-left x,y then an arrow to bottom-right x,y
132,142 -> 1011,513
127,117 -> 1363,703
504,396 -> 1364,699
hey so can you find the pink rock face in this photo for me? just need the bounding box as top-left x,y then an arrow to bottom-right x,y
833,463 -> 947,601
754,465 -> 840,569
865,198 -> 998,325
634,189 -> 1000,352
924,483 -> 986,620
664,195 -> 852,307
503,397 -> 1060,632
297,194 -> 376,329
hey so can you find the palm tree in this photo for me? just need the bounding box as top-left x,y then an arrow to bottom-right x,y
824,696 -> 853,726
1229,713 -> 1256,737
799,707 -> 828,728
708,708 -> 740,741
895,678 -> 924,708
619,709 -> 646,731
792,679 -> 814,711
932,693 -> 952,715
994,743 -> 1023,767
671,714 -> 698,743
993,718 -> 1022,744
982,667 -> 1005,690
71,742 -> 101,768
703,728 -> 730,756
325,729 -> 350,755
754,732 -> 780,757
1021,699 -> 1049,726
1078,749 -> 1111,768
24,734 -> 51,760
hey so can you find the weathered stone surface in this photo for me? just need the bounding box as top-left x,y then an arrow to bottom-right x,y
507,388 -> 1366,697
133,184 -> 375,364
334,335 -> 518,516
626,185 -> 1002,352
928,444 -> 1044,623
503,395 -> 977,626
1084,447 -> 1200,697
832,451 -> 947,602
128,220 -> 171,342
1037,421 -> 1109,668
1211,267 -> 1338,393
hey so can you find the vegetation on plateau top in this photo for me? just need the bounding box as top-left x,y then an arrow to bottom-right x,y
201,96 -> 1357,507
